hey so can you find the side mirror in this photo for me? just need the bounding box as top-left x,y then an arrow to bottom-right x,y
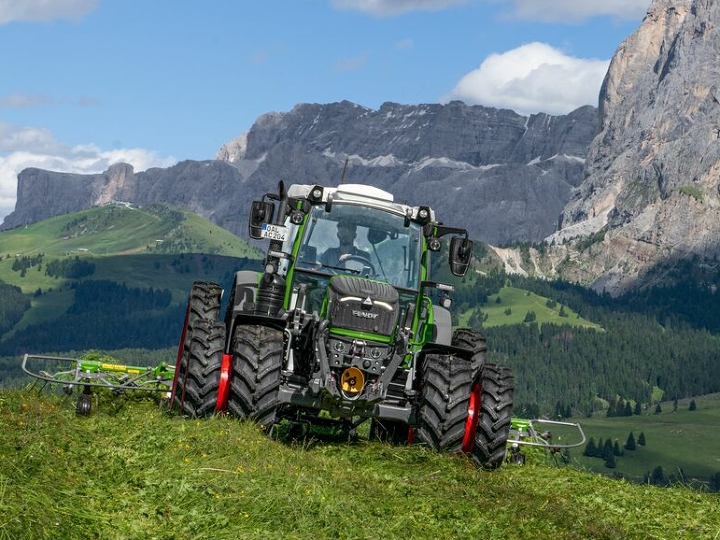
449,236 -> 473,277
249,201 -> 275,239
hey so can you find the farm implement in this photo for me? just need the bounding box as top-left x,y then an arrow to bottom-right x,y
506,418 -> 587,465
21,353 -> 175,415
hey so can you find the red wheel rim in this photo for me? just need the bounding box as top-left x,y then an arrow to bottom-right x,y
215,353 -> 232,412
462,382 -> 481,453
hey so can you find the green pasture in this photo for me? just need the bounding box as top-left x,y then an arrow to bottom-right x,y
459,286 -> 604,330
571,393 -> 720,482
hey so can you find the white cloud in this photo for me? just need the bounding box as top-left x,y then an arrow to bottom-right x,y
330,0 -> 470,17
330,0 -> 649,20
0,120 -> 176,223
500,0 -> 650,23
441,42 -> 609,116
0,0 -> 97,24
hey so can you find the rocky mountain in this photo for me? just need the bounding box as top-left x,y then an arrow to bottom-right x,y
6,0 -> 717,296
0,102 -> 598,246
538,0 -> 720,293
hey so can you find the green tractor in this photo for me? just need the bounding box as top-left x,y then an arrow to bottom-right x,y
170,182 -> 514,468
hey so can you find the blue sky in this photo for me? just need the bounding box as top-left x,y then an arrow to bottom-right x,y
0,0 -> 650,222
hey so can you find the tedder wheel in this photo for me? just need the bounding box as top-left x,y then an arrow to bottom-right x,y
227,325 -> 284,429
416,355 -> 513,469
171,319 -> 227,417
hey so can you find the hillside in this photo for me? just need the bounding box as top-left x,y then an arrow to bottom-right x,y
574,393 -> 720,484
0,203 -> 262,356
1,389 -> 718,540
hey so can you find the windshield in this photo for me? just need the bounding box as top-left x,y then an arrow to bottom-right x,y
293,203 -> 423,290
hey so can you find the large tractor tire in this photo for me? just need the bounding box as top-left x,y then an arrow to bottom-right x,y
451,327 -> 487,369
416,355 -> 513,469
469,363 -> 514,469
416,354 -> 477,454
185,281 -> 223,328
171,319 -> 226,417
170,281 -> 224,410
227,325 -> 284,428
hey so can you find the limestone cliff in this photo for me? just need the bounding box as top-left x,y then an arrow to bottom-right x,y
547,0 -> 720,293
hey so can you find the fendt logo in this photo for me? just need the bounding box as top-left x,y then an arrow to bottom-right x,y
352,310 -> 379,320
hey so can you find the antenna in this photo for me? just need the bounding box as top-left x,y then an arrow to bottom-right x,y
340,157 -> 349,185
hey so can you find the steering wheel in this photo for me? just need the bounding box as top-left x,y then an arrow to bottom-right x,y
339,254 -> 376,275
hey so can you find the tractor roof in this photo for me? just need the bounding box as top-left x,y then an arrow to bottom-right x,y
287,183 -> 437,223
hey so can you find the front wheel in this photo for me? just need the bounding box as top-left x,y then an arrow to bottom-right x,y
227,325 -> 284,428
415,355 -> 513,469
415,354 -> 477,454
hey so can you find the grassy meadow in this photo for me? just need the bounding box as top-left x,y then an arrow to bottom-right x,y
571,393 -> 720,484
1,389 -> 719,540
0,204 -> 262,338
459,286 -> 604,330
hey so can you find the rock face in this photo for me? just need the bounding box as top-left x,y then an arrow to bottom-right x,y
552,0 -> 720,293
1,101 -> 597,245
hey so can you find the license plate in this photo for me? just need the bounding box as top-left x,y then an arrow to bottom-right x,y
261,223 -> 288,241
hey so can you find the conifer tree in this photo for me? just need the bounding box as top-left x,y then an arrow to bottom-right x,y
625,431 -> 636,451
624,401 -> 633,416
595,437 -> 605,458
689,399 -> 697,411
583,437 -> 597,457
634,402 -> 642,415
613,440 -> 623,456
602,438 -> 614,461
638,432 -> 646,446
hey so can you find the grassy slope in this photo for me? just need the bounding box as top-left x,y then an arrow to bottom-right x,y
572,393 -> 720,482
1,389 -> 718,540
458,286 -> 603,330
0,204 -> 262,335
0,203 -> 260,291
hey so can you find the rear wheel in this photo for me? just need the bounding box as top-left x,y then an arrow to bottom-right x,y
451,327 -> 487,369
171,319 -> 226,417
171,281 -> 224,407
227,325 -> 284,428
471,363 -> 514,469
186,281 -> 223,322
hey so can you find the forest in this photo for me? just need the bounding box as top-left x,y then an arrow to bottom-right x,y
453,268 -> 720,414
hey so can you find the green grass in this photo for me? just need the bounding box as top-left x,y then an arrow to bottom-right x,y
0,205 -> 264,337
0,203 -> 261,295
1,389 -> 719,540
571,394 -> 720,482
459,286 -> 603,330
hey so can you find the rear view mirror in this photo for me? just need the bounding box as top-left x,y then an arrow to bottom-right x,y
249,201 -> 275,239
449,236 -> 473,277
